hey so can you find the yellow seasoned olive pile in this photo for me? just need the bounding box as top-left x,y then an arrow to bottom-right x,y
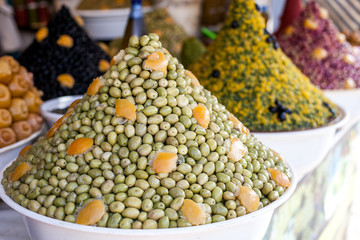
190,0 -> 337,132
2,34 -> 292,229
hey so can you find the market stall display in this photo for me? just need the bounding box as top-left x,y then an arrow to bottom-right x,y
1,33 -> 294,235
0,56 -> 43,148
180,37 -> 206,69
274,0 -> 302,37
144,8 -> 188,59
20,6 -> 110,100
107,7 -> 202,62
277,1 -> 360,90
190,0 -> 338,132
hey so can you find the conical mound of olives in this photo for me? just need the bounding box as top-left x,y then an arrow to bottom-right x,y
2,33 -> 292,229
190,0 -> 337,132
277,1 -> 360,90
20,6 -> 110,100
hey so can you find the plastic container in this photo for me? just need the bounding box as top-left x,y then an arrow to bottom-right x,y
0,161 -> 297,240
40,95 -> 83,127
253,107 -> 348,180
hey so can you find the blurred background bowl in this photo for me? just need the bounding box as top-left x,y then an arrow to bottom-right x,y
76,6 -> 153,40
41,95 -> 83,127
253,106 -> 348,180
324,88 -> 360,125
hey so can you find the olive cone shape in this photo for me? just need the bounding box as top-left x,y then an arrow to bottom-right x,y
3,33 -> 292,229
190,0 -> 337,131
20,6 -> 110,100
277,1 -> 360,90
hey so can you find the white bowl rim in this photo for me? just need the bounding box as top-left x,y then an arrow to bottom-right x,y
76,6 -> 152,17
323,88 -> 360,94
253,105 -> 348,135
0,123 -> 47,154
41,95 -> 84,112
0,160 -> 297,236
40,95 -> 84,123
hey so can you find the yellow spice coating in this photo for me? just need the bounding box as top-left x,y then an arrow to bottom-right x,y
190,0 -> 337,131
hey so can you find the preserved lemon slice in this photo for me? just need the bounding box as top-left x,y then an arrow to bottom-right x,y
9,162 -> 31,182
18,145 -> 32,157
57,74 -> 75,89
228,137 -> 247,162
267,168 -> 291,188
185,70 -> 201,88
87,77 -> 105,96
36,27 -> 48,42
181,199 -> 206,225
193,104 -> 210,129
47,110 -> 73,138
67,137 -> 93,155
76,199 -> 105,225
144,51 -> 168,75
236,186 -> 259,213
98,59 -> 110,72
56,34 -> 74,48
152,152 -> 178,174
115,99 -> 136,122
67,99 -> 81,112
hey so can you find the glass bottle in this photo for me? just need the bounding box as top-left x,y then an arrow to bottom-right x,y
121,0 -> 147,49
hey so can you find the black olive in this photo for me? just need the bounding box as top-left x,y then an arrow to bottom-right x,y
211,70 -> 220,78
273,41 -> 279,49
278,112 -> 286,121
231,20 -> 239,28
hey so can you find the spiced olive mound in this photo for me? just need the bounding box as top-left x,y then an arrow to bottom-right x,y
190,0 -> 337,132
19,6 -> 111,100
2,33 -> 292,229
0,56 -> 43,148
277,1 -> 360,90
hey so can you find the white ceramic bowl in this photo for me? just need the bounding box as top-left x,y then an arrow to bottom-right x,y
0,161 -> 297,240
324,88 -> 360,124
0,124 -> 46,170
40,95 -> 83,127
253,107 -> 348,180
76,7 -> 152,40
